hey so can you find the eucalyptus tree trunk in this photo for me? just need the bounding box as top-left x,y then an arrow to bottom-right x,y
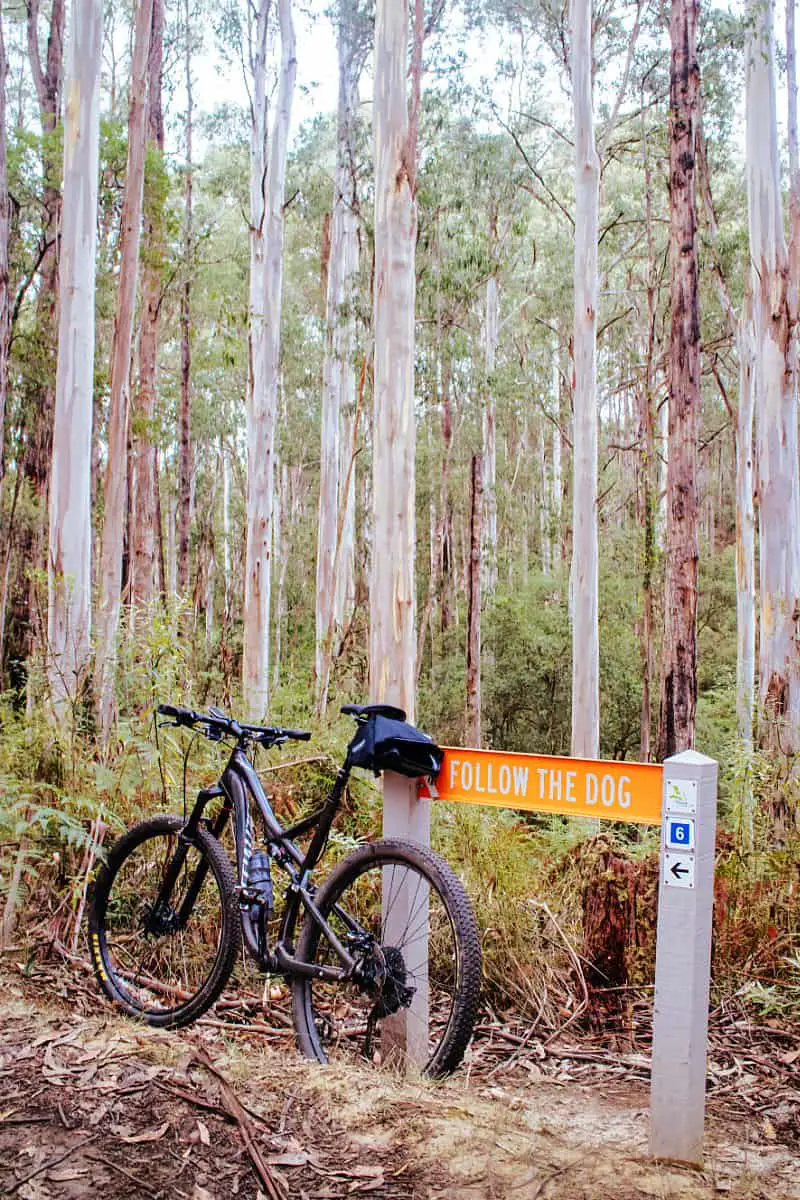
657,0 -> 700,761
371,0 -> 417,720
372,0 -> 426,1065
47,0 -> 102,717
788,0 -> 800,309
735,302 -> 755,753
746,0 -> 800,768
316,0 -> 363,715
569,0 -> 600,758
638,101 -> 658,762
177,0 -> 193,598
24,0 -> 65,498
657,0 -> 700,758
0,2 -> 8,488
243,0 -> 296,720
466,453 -> 482,745
415,358 -> 453,686
131,0 -> 164,612
481,213 -> 499,595
539,423 -> 551,574
95,0 -> 153,742
222,438 -> 231,621
551,337 -> 562,562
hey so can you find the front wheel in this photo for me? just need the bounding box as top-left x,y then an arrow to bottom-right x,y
291,839 -> 481,1076
89,814 -> 241,1028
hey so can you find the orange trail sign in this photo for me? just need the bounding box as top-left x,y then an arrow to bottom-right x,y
419,747 -> 663,826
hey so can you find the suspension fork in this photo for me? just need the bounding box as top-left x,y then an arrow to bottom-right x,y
144,786 -> 230,933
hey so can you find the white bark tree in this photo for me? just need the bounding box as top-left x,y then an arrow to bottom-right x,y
569,0 -> 600,758
551,338 -> 562,562
372,0 -> 426,1066
371,0 -> 418,720
316,0 -> 366,716
0,0 -> 8,489
131,0 -> 165,613
745,0 -> 800,762
736,305 -> 756,752
481,214 -> 499,594
177,0 -> 194,599
243,0 -> 296,720
95,0 -> 152,742
47,0 -> 102,717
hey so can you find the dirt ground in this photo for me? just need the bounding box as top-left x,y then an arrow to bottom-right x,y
1,961 -> 798,1200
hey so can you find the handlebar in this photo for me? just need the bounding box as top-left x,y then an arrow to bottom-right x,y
156,704 -> 311,748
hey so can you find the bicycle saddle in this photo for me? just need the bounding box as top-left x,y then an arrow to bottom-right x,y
341,703 -> 407,721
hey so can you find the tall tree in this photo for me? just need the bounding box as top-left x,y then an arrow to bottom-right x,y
569,0 -> 600,758
482,207 -> 499,596
243,0 -> 296,720
177,0 -> 194,597
95,0 -> 153,741
47,0 -> 102,716
24,0 -> 65,495
371,0 -> 419,721
315,0 -> 367,716
131,0 -> 165,611
372,0 -> 426,1063
746,0 -> 800,763
466,453 -> 482,743
657,0 -> 700,760
0,0 -> 8,488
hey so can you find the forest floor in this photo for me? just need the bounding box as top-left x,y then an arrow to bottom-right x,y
0,957 -> 799,1200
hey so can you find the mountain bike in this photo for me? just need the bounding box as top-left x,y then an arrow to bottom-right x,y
88,703 -> 482,1076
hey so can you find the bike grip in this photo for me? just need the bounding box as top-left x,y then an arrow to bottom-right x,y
284,728 -> 312,741
157,703 -> 195,725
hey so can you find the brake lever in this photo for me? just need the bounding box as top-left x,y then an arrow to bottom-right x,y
158,719 -> 180,729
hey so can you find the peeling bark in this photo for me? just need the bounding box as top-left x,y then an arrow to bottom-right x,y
570,0 -> 600,758
177,0 -> 193,598
0,3 -> 8,487
657,0 -> 700,761
370,0 -> 417,719
481,209 -> 498,595
95,0 -> 153,742
24,0 -> 65,501
746,0 -> 800,773
131,0 -> 164,611
372,0 -> 427,1065
466,453 -> 482,746
243,0 -> 296,720
316,0 -> 364,716
47,0 -> 102,717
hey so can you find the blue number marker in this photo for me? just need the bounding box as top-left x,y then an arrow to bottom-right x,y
666,819 -> 694,851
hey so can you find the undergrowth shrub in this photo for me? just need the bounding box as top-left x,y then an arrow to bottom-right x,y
1,592 -> 799,1035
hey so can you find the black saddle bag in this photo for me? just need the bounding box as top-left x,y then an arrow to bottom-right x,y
348,713 -> 444,779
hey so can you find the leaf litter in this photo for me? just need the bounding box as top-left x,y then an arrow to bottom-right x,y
0,959 -> 798,1199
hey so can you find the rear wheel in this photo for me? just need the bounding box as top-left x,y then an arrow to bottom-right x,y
89,814 -> 240,1028
291,839 -> 481,1076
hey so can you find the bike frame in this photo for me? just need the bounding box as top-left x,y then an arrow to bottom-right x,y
150,741 -> 361,984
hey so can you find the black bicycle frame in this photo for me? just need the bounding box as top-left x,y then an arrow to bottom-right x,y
151,742 -> 361,984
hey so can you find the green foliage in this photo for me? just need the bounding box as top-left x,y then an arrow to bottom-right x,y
482,575 -> 571,755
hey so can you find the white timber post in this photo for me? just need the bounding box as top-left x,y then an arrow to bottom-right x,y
650,749 -> 718,1164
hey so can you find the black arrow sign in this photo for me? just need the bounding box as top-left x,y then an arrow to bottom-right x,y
670,861 -> 690,880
